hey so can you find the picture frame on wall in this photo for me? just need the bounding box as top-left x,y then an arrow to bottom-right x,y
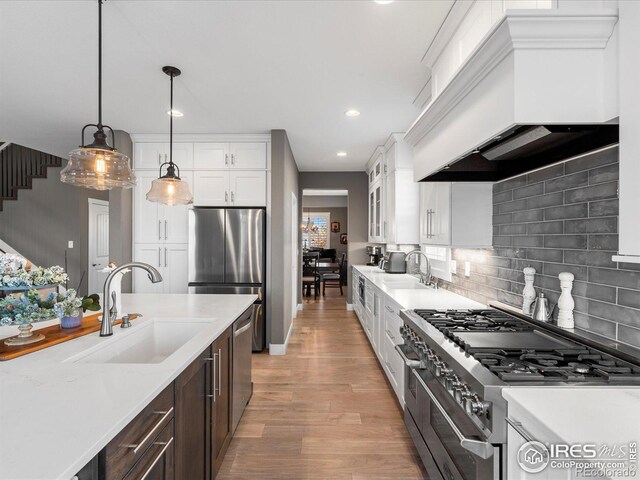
331,221 -> 340,233
340,233 -> 348,245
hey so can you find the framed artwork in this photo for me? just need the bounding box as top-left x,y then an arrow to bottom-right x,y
340,233 -> 348,245
331,221 -> 341,233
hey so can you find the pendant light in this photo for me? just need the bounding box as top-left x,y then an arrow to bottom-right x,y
301,209 -> 319,233
61,0 -> 136,190
146,66 -> 193,206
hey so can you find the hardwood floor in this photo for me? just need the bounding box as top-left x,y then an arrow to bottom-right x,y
218,290 -> 427,480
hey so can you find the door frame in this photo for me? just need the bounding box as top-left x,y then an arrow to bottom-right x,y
291,192 -> 298,318
88,198 -> 110,294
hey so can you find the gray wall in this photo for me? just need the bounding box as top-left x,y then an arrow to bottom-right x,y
299,172 -> 369,303
269,130 -> 300,346
443,146 -> 640,349
0,153 -> 108,295
109,131 -> 134,292
302,206 -> 348,259
303,195 -> 348,208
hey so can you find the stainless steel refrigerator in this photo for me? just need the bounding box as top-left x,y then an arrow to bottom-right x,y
188,207 -> 266,351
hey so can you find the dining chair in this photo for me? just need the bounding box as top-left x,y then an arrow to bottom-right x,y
322,253 -> 346,296
302,257 -> 320,298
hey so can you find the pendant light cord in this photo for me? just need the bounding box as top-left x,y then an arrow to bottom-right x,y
97,0 -> 103,128
169,71 -> 173,165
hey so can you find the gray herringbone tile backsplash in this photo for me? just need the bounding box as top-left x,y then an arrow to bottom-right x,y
443,146 -> 640,348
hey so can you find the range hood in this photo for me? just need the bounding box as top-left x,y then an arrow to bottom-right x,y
425,124 -> 619,182
405,9 -> 619,183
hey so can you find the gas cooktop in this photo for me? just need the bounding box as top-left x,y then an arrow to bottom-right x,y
413,309 -> 640,383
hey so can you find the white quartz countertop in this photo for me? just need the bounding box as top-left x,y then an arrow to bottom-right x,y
0,293 -> 256,480
504,387 -> 640,447
353,265 -> 485,310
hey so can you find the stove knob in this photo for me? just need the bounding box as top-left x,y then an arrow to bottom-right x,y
458,390 -> 472,404
444,375 -> 460,391
453,384 -> 467,402
464,394 -> 490,417
434,362 -> 450,377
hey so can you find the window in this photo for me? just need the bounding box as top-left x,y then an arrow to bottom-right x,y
423,246 -> 452,282
302,212 -> 330,249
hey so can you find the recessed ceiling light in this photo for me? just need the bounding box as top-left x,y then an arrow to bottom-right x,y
345,109 -> 361,117
374,0 -> 394,4
337,151 -> 347,157
167,109 -> 183,117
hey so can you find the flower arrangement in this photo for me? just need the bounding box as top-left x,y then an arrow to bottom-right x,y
0,253 -> 68,288
0,290 -> 58,326
52,289 -> 82,319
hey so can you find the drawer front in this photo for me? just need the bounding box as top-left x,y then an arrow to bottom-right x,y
383,307 -> 402,345
384,335 -> 405,404
123,419 -> 174,480
103,384 -> 175,480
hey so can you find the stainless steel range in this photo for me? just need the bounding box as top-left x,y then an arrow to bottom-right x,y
397,307 -> 640,480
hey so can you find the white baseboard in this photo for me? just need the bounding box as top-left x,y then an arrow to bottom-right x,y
346,303 -> 354,311
269,319 -> 294,356
297,303 -> 304,311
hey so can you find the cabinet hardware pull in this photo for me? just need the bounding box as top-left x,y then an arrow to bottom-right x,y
208,352 -> 218,401
164,220 -> 168,240
139,436 -> 174,480
234,321 -> 252,337
506,418 -> 539,444
231,191 -> 234,204
225,153 -> 229,166
231,154 -> 235,166
225,191 -> 228,204
217,348 -> 222,396
385,305 -> 394,313
123,407 -> 174,454
158,248 -> 161,268
164,248 -> 167,268
158,153 -> 161,165
385,329 -> 395,339
158,220 -> 161,240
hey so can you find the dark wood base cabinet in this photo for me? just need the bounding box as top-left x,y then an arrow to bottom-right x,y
77,316 -> 249,480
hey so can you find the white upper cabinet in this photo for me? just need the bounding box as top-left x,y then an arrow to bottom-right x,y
133,170 -> 193,245
133,243 -> 188,294
420,182 -> 492,248
134,143 -> 193,170
230,143 -> 267,169
194,143 -> 229,169
193,171 -> 230,206
229,170 -> 267,206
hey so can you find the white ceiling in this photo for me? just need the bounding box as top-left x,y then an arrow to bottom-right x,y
0,0 -> 453,171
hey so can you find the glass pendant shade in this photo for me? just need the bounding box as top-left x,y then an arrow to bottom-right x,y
146,176 -> 193,206
61,147 -> 137,190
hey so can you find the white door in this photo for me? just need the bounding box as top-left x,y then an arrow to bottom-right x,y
230,143 -> 267,169
165,244 -> 189,293
193,171 -> 230,206
229,170 -> 266,206
162,171 -> 192,244
291,192 -> 298,318
88,199 -> 110,294
134,143 -> 165,169
133,244 -> 165,293
194,143 -> 229,169
421,183 -> 451,245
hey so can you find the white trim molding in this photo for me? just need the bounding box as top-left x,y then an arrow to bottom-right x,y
613,255 -> 640,265
130,133 -> 272,143
297,304 -> 304,311
269,320 -> 294,356
346,303 -> 354,311
0,238 -> 20,255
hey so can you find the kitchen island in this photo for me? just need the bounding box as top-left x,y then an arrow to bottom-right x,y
0,293 -> 256,480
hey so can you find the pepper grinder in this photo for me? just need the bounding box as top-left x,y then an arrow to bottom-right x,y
557,272 -> 575,329
522,266 -> 536,315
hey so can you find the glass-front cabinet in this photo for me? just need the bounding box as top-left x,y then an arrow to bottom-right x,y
367,147 -> 386,243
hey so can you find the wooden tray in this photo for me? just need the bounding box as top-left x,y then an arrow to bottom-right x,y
0,312 -> 119,361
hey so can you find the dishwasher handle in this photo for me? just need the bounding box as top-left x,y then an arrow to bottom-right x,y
234,320 -> 253,337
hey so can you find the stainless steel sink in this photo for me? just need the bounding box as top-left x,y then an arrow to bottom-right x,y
68,319 -> 209,364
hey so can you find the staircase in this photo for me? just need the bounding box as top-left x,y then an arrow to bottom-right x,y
0,142 -> 63,211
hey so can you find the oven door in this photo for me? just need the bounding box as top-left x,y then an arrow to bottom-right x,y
395,344 -> 420,417
413,369 -> 500,480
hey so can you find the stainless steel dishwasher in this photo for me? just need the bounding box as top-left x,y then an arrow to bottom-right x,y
232,307 -> 254,433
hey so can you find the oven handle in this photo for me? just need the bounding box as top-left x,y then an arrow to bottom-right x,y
506,418 -> 538,444
394,344 -> 422,369
412,370 -> 494,460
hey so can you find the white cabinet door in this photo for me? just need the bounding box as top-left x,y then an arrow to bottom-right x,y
162,172 -> 193,244
193,171 -> 230,206
421,183 -> 451,245
230,143 -> 267,169
134,171 -> 163,244
374,181 -> 384,241
451,182 -> 493,248
369,188 -> 376,241
230,170 -> 266,206
506,421 -> 557,479
193,143 -> 229,169
170,143 -> 194,170
164,244 -> 189,294
371,289 -> 382,360
133,244 -> 165,293
385,171 -> 397,243
134,143 -> 165,170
